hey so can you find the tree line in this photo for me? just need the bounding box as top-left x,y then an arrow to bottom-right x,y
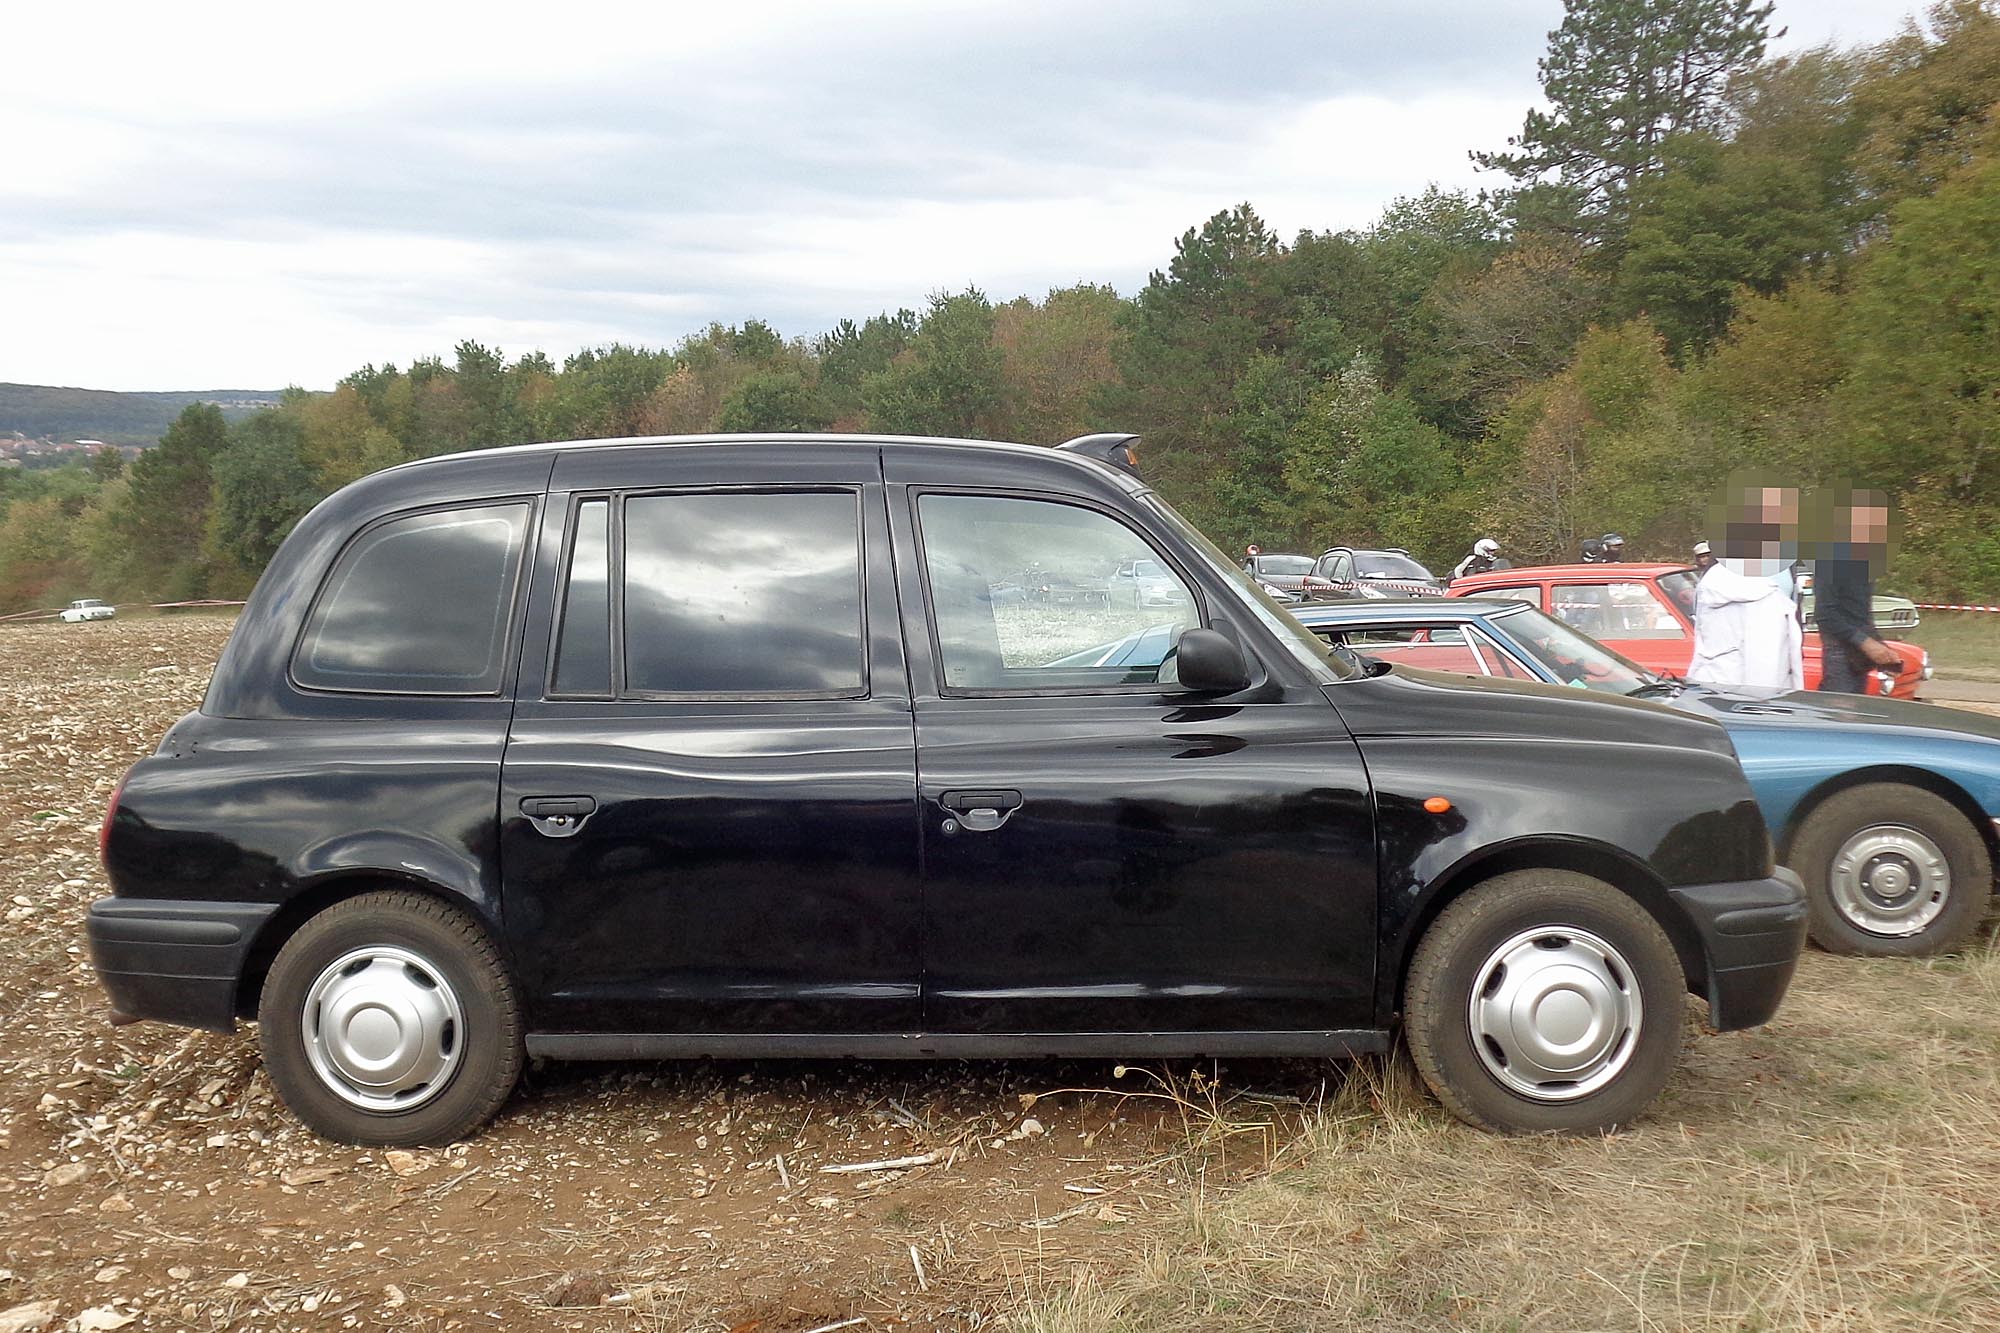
2,0 -> 1995,611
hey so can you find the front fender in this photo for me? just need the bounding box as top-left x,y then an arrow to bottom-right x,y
1355,733 -> 1768,1022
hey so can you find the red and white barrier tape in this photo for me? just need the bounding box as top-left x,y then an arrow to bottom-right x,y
1914,603 -> 2000,613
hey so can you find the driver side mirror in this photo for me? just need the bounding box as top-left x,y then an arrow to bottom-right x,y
1174,628 -> 1252,694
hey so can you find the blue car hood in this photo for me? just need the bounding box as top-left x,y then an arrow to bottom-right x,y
1671,685 -> 2000,743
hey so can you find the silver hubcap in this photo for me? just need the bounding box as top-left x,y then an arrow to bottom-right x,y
1469,927 -> 1641,1102
1829,824 -> 1950,937
301,946 -> 464,1112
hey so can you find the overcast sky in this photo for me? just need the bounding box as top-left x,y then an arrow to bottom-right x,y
4,0 -> 1917,391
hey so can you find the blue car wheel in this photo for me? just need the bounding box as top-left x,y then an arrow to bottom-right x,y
1790,784 -> 1992,956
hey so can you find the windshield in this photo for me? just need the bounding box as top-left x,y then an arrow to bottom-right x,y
1490,603 -> 1659,695
1254,555 -> 1315,576
1144,497 -> 1356,682
1355,553 -> 1434,580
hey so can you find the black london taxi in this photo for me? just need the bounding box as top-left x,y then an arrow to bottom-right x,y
88,433 -> 1806,1144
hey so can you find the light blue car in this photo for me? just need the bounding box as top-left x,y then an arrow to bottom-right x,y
1293,598 -> 2000,958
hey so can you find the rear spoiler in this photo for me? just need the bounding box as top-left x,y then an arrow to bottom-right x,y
1055,432 -> 1143,477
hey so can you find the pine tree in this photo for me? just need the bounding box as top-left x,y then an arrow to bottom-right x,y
1476,0 -> 1778,247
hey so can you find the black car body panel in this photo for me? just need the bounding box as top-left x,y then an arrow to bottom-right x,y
1320,667 -> 1777,1016
90,434 -> 1802,1062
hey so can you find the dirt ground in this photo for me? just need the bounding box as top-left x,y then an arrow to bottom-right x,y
0,615 -> 1335,1332
4,615 -> 1999,1333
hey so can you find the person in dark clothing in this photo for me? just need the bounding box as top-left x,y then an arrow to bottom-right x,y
1813,490 -> 1901,693
1600,533 -> 1626,562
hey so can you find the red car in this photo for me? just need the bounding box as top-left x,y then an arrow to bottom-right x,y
1450,563 -> 1928,698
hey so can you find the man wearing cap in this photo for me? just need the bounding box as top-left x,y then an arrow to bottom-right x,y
1601,533 -> 1626,562
1692,540 -> 1716,574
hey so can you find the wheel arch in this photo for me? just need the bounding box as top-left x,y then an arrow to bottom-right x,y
234,871 -> 503,1020
1386,838 -> 1709,1020
1775,765 -> 1998,868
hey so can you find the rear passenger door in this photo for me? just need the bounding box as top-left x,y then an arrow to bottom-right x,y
500,446 -> 920,1038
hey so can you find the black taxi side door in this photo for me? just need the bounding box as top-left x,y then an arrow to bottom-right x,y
499,442 -> 921,1039
885,447 -> 1379,1040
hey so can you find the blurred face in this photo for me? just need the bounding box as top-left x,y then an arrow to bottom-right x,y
1848,504 -> 1889,546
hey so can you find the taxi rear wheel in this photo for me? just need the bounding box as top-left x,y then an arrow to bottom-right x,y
260,891 -> 523,1146
1790,784 -> 1990,957
1403,871 -> 1683,1135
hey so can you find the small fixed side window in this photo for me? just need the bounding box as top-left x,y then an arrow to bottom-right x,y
551,499 -> 611,696
293,502 -> 530,695
622,489 -> 866,696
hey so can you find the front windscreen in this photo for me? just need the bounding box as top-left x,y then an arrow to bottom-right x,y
1143,496 -> 1356,682
1490,603 -> 1659,695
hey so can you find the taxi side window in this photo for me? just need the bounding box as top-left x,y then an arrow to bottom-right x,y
551,490 -> 867,698
294,502 -> 530,695
624,490 -> 866,696
918,494 -> 1195,692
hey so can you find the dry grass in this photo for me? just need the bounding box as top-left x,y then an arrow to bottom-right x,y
1015,940 -> 2000,1331
1907,610 -> 2000,677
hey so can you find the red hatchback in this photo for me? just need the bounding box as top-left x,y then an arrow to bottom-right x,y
1450,563 -> 1928,698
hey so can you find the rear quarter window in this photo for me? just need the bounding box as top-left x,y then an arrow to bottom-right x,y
292,502 -> 531,695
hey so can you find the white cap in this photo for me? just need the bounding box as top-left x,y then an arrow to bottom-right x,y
1692,540 -> 1712,556
1474,538 -> 1499,556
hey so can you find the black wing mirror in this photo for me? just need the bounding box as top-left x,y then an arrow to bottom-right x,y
1174,628 -> 1251,694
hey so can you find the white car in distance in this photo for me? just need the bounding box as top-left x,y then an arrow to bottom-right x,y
59,598 -> 116,623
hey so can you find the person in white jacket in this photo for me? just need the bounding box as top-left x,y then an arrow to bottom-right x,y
1688,559 -> 1804,691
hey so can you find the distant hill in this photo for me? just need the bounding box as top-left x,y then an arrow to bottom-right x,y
0,383 -> 290,447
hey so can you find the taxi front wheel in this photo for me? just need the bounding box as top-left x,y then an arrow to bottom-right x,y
1403,871 -> 1683,1135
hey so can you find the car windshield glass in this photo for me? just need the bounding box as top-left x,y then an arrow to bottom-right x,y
1490,604 -> 1657,695
1355,553 -> 1432,580
1143,497 -> 1355,682
1255,555 -> 1315,576
1657,569 -> 1698,619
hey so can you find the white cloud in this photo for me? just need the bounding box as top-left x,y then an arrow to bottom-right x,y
0,0 -> 1926,390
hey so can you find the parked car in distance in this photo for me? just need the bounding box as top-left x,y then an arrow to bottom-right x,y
1450,563 -> 1929,698
1313,547 -> 1446,599
91,432 -> 1804,1145
1295,598 -> 2000,957
1107,556 -> 1191,612
59,598 -> 115,623
1240,552 -> 1337,602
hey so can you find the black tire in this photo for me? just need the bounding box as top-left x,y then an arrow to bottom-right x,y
1403,870 -> 1684,1135
259,891 -> 523,1146
1788,783 -> 1991,957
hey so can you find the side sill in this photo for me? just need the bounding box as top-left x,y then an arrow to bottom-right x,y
526,1030 -> 1391,1061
